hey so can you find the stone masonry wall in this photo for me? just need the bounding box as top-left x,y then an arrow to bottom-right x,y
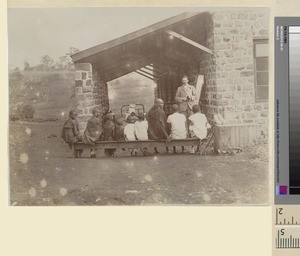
212,10 -> 269,128
74,63 -> 109,132
198,14 -> 216,122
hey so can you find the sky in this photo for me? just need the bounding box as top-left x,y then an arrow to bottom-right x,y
8,7 -> 210,69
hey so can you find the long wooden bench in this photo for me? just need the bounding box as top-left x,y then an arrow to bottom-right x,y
72,138 -> 207,158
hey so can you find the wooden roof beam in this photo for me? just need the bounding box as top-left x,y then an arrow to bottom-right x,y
101,59 -> 152,82
93,55 -> 149,71
143,66 -> 167,76
139,68 -> 160,78
135,70 -> 155,81
165,29 -> 214,55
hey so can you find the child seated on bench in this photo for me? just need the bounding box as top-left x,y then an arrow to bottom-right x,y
167,104 -> 187,153
61,110 -> 81,150
103,113 -> 116,157
134,112 -> 148,155
134,113 -> 148,140
189,104 -> 211,139
82,108 -> 103,158
188,104 -> 211,153
114,117 -> 125,141
124,116 -> 137,156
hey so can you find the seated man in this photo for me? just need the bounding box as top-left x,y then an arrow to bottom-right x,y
147,98 -> 169,154
147,98 -> 168,140
166,104 -> 187,153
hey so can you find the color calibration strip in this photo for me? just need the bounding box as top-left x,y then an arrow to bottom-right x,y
289,26 -> 300,195
275,17 -> 300,204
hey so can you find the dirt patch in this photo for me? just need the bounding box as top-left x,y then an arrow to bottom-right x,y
9,121 -> 269,206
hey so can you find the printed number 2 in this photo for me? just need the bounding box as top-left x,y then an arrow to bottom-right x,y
279,208 -> 283,215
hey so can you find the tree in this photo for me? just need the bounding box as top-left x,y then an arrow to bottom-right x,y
58,47 -> 80,70
67,47 -> 80,56
40,55 -> 54,70
24,61 -> 30,71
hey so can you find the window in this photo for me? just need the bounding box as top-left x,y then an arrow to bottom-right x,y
253,39 -> 269,102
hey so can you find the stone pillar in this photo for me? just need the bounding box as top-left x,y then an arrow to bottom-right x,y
74,63 -> 102,132
98,78 -> 110,123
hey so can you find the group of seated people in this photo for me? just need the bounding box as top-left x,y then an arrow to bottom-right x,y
61,98 -> 211,158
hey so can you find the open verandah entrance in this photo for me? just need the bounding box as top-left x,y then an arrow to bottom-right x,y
71,12 -> 214,117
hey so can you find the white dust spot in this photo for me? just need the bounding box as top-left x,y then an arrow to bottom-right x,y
126,161 -> 134,167
153,156 -> 158,161
203,194 -> 211,202
19,153 -> 29,164
125,190 -> 139,194
144,174 -> 153,182
196,171 -> 202,177
29,187 -> 36,197
45,157 -> 48,160
45,150 -> 50,155
109,90 -> 116,100
11,202 -> 18,206
60,188 -> 67,197
61,112 -> 65,117
152,193 -> 162,203
95,197 -> 102,203
36,92 -> 40,97
40,179 -> 47,188
55,167 -> 62,171
25,127 -> 31,135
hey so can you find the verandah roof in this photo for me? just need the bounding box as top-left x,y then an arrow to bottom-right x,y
71,12 -> 213,82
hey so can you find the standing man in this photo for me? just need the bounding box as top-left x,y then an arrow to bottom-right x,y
175,75 -> 197,118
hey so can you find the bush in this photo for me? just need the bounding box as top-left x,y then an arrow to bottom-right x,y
10,104 -> 35,121
20,104 -> 35,119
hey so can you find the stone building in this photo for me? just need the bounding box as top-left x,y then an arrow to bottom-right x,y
71,10 -> 269,149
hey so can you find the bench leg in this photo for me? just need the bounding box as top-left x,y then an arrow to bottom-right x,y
91,149 -> 97,158
74,149 -> 83,158
72,145 -> 78,158
140,148 -> 147,156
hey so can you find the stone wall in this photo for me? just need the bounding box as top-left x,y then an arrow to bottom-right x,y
211,10 -> 269,128
198,13 -> 216,122
74,63 -> 109,132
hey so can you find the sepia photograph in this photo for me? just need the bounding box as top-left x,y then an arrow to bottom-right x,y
8,7 -> 269,206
